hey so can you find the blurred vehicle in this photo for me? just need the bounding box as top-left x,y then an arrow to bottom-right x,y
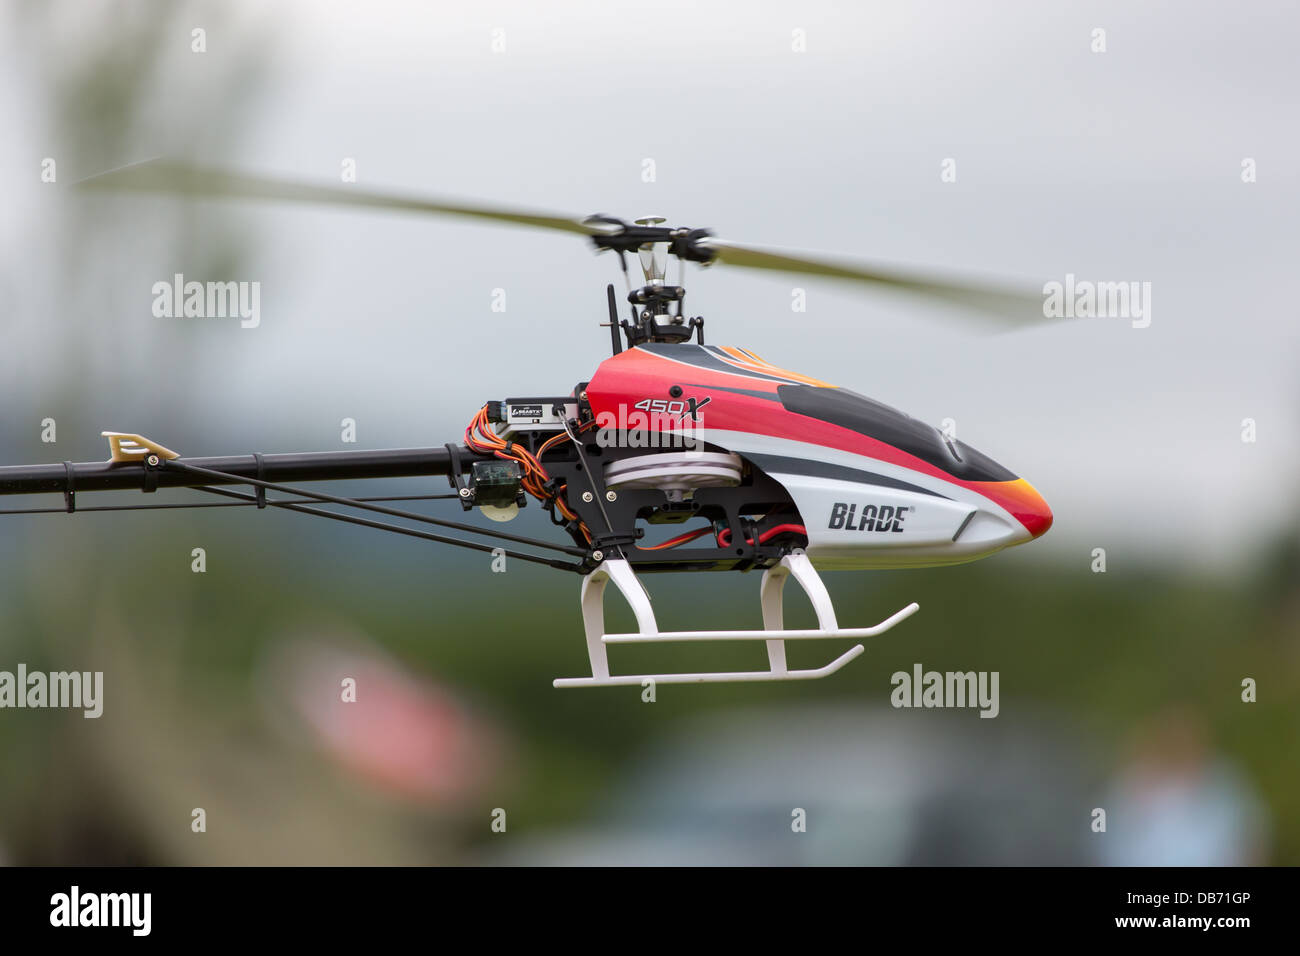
489,704 -> 1093,865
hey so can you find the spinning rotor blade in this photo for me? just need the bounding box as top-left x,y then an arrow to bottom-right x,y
698,238 -> 1043,324
80,159 -> 1043,323
78,159 -> 601,236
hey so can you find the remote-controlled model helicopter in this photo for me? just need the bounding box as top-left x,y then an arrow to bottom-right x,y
0,161 -> 1053,688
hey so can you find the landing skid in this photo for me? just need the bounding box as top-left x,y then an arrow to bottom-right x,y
553,550 -> 918,688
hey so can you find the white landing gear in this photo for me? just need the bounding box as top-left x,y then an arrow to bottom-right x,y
553,550 -> 918,688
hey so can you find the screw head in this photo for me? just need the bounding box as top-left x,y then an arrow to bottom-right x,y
579,391 -> 588,402
458,487 -> 471,498
591,550 -> 604,562
581,491 -> 594,503
146,454 -> 160,467
605,490 -> 617,502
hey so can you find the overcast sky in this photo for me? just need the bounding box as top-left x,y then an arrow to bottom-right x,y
3,0 -> 1298,572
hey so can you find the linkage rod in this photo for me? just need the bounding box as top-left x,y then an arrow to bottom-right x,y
0,493 -> 459,516
192,484 -> 584,572
163,459 -> 589,557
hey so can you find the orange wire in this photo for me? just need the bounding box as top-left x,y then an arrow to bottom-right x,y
636,526 -> 712,551
463,405 -> 591,542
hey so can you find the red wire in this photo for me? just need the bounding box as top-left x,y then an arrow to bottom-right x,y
636,527 -> 713,551
716,523 -> 807,547
630,522 -> 809,552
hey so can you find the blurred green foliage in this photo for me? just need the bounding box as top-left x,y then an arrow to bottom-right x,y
0,509 -> 1294,863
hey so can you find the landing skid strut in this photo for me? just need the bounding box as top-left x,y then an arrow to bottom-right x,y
553,550 -> 918,688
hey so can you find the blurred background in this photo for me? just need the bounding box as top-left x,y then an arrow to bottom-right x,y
0,0 -> 1296,865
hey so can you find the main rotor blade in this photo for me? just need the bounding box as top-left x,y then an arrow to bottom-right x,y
79,160 -> 1046,324
698,238 -> 1044,325
78,159 -> 601,236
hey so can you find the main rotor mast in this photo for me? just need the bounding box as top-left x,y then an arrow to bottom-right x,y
585,214 -> 710,347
